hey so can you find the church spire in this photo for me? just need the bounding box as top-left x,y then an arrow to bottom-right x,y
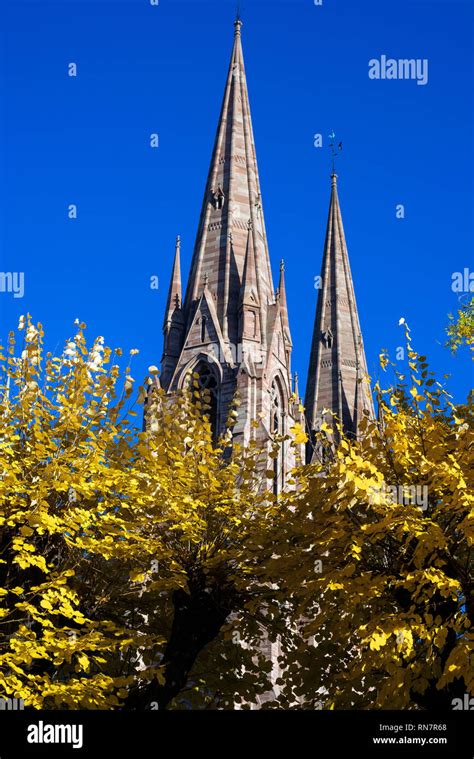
161,236 -> 185,389
305,173 -> 374,456
240,220 -> 260,308
157,19 -> 303,479
182,17 -> 274,344
277,260 -> 292,347
163,235 -> 182,329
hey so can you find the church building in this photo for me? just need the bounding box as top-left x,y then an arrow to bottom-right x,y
156,17 -> 373,475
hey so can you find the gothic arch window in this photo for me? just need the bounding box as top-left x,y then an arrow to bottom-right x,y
189,360 -> 219,440
270,378 -> 285,495
201,315 -> 207,343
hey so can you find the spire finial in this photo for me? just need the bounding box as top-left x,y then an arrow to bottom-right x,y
234,5 -> 243,35
328,129 -> 343,177
280,259 -> 285,272
176,234 -> 181,247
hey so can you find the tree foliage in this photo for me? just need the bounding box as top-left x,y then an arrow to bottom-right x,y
446,296 -> 474,355
275,323 -> 473,709
0,317 -> 472,710
0,317 -> 300,709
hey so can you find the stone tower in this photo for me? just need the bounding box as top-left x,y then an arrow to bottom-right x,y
160,18 -> 304,484
305,173 -> 374,460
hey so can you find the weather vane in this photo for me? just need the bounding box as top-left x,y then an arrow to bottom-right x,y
328,130 -> 343,174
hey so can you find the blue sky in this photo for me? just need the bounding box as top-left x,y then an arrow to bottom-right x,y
0,0 -> 472,405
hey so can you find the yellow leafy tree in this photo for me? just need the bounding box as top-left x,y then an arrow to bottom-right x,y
1,315 -> 471,711
272,322 -> 473,709
0,316 -> 174,707
0,316 -> 303,710
446,296 -> 474,355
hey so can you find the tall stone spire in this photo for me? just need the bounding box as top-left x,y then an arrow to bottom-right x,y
305,174 -> 374,457
161,236 -> 184,388
277,260 -> 292,349
183,16 -> 274,345
163,235 -> 182,324
157,19 -> 303,484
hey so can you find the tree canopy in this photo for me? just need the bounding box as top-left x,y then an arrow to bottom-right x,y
0,316 -> 472,710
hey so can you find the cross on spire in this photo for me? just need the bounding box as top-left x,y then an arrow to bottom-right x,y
234,5 -> 243,35
328,130 -> 343,175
